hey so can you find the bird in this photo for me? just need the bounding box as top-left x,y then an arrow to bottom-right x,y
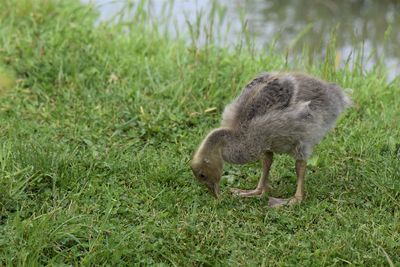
190,72 -> 352,207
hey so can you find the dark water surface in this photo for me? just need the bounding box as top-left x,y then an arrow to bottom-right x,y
82,0 -> 400,81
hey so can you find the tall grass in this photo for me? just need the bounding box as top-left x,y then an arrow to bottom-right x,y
0,0 -> 399,265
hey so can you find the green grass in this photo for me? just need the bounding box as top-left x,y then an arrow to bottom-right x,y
0,0 -> 399,265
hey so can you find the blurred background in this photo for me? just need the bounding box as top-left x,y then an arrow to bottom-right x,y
82,0 -> 400,81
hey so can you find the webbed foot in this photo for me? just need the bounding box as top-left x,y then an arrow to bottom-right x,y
268,196 -> 303,208
230,187 -> 266,198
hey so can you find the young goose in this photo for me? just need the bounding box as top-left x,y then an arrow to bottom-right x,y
191,72 -> 351,207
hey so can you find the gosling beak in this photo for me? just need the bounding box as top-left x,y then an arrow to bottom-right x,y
206,182 -> 220,199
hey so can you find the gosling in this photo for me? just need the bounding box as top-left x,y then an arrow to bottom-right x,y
191,72 -> 351,207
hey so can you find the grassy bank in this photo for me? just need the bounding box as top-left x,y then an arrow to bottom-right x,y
0,0 -> 399,265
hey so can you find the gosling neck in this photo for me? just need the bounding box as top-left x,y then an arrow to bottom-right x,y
194,128 -> 232,162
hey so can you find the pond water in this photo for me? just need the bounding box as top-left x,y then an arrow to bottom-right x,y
82,0 -> 400,81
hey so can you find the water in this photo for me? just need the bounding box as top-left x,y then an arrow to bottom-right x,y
82,0 -> 400,81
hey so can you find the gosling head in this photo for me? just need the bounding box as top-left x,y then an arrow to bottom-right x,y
190,155 -> 223,198
191,128 -> 227,198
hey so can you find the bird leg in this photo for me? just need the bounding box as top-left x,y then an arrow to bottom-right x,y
268,160 -> 307,207
230,152 -> 273,197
